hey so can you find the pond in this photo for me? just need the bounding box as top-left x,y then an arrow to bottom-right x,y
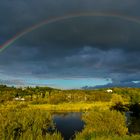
52,112 -> 84,140
52,111 -> 140,140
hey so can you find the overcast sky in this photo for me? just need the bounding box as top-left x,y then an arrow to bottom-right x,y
0,0 -> 140,88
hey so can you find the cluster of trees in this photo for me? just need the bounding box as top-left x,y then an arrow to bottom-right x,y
0,85 -> 140,116
0,85 -> 53,103
0,85 -> 140,104
0,85 -> 111,103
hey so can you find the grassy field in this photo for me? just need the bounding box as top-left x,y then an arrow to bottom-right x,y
29,102 -> 111,111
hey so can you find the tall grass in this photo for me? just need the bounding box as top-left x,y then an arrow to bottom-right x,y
0,106 -> 63,140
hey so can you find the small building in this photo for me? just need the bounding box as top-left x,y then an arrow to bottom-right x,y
15,97 -> 20,101
14,97 -> 25,101
21,98 -> 25,101
106,89 -> 113,93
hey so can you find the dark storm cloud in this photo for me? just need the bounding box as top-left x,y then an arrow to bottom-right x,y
1,46 -> 139,82
0,0 -> 140,37
0,0 -> 140,87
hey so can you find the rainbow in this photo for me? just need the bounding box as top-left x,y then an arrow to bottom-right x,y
0,12 -> 140,53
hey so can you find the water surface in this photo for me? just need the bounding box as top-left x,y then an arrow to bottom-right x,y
52,111 -> 140,140
53,112 -> 84,140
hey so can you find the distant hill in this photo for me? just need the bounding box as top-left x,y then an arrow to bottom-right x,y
82,82 -> 140,89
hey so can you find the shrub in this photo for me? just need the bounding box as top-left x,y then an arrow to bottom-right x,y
0,108 -> 60,140
111,94 -> 124,105
75,109 -> 128,139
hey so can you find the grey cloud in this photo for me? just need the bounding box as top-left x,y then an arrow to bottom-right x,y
0,0 -> 140,87
1,0 -> 140,37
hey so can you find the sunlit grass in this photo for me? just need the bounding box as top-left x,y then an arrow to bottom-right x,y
30,102 -> 111,111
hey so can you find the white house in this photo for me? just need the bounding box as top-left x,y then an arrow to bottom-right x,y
21,98 -> 25,101
14,97 -> 25,101
106,89 -> 113,93
15,97 -> 20,101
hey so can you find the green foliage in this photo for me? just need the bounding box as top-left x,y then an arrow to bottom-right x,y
75,109 -> 128,139
47,94 -> 67,104
0,107 -> 63,140
110,94 -> 129,112
110,103 -> 129,112
15,102 -> 29,109
111,94 -> 124,105
75,135 -> 140,140
1,85 -> 140,140
0,85 -> 140,105
0,85 -> 113,104
129,92 -> 140,104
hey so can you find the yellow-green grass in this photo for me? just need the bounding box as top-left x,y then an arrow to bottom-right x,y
0,102 -> 111,112
29,102 -> 111,111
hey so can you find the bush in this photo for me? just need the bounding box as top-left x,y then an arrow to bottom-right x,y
111,94 -> 124,105
0,108 -> 61,140
75,109 -> 128,139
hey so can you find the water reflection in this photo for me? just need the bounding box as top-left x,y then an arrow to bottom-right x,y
53,112 -> 84,140
52,111 -> 140,140
126,111 -> 140,134
128,117 -> 140,134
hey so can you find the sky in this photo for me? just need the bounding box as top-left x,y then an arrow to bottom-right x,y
0,0 -> 140,89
